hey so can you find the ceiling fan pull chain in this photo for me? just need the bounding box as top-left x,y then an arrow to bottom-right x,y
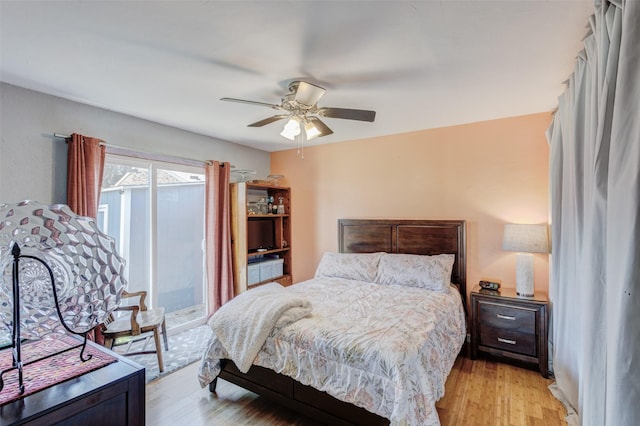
296,127 -> 307,159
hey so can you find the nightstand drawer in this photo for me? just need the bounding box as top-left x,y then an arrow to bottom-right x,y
478,301 -> 536,334
479,326 -> 537,356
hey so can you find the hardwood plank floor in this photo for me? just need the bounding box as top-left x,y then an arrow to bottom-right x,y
146,356 -> 567,425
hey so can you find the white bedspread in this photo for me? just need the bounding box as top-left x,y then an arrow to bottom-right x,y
199,278 -> 466,426
208,282 -> 312,373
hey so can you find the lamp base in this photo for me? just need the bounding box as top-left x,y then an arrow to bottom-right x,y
515,253 -> 535,297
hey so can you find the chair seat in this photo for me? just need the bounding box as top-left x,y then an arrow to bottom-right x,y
104,307 -> 166,335
137,307 -> 166,330
102,290 -> 168,372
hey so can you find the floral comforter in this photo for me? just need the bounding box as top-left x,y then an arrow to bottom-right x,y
199,277 -> 466,426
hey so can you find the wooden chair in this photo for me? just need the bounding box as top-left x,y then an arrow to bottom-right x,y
102,290 -> 169,372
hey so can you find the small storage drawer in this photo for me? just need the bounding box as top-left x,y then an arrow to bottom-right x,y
248,264 -> 260,285
259,261 -> 274,282
272,258 -> 284,277
478,301 -> 536,334
257,258 -> 285,282
479,326 -> 537,357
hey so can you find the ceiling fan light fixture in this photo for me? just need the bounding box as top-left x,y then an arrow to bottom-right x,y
222,81 -> 375,156
280,117 -> 301,140
292,81 -> 326,107
304,120 -> 321,140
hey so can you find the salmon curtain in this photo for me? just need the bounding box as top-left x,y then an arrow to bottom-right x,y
66,133 -> 105,218
66,132 -> 106,343
205,161 -> 234,317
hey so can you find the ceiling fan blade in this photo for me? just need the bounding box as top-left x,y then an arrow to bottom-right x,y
247,115 -> 289,127
220,97 -> 284,111
294,81 -> 326,106
307,116 -> 333,137
318,107 -> 376,122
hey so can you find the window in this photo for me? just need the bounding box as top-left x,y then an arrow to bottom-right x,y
99,154 -> 206,332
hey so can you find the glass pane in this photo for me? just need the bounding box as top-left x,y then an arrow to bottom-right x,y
156,169 -> 205,327
98,156 -> 207,331
99,161 -> 151,296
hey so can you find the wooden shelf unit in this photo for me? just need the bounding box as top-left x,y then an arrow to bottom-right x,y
230,182 -> 292,294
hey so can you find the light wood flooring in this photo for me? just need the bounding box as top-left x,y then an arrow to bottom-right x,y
146,356 -> 567,425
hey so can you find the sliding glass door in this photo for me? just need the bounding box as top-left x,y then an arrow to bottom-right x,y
98,154 -> 206,332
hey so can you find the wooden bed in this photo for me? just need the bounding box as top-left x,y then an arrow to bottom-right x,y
210,219 -> 467,425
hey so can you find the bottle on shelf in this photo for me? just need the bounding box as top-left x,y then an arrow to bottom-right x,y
277,197 -> 285,214
268,195 -> 274,214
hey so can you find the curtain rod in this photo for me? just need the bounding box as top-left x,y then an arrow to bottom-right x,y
53,133 -> 234,168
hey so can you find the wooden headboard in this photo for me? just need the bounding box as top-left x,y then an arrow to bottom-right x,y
338,219 -> 467,307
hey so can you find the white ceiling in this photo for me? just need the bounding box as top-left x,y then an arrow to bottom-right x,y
0,1 -> 593,152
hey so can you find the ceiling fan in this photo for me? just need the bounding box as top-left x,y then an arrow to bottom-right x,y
221,81 -> 376,144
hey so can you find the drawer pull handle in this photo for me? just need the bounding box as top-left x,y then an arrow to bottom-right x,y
498,337 -> 516,345
496,314 -> 516,320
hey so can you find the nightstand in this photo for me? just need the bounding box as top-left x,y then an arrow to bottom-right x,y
470,286 -> 549,378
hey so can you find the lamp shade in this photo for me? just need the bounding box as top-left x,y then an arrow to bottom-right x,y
502,224 -> 549,253
304,120 -> 321,140
280,117 -> 301,140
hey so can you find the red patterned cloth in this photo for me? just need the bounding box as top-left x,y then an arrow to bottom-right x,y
0,335 -> 117,405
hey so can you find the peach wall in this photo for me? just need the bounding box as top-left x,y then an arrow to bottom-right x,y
271,112 -> 551,305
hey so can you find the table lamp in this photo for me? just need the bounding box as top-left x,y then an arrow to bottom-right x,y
502,224 -> 549,297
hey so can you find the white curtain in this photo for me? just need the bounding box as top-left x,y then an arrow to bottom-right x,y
547,0 -> 640,425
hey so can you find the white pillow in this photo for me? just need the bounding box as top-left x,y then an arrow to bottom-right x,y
375,253 -> 455,292
314,252 -> 384,282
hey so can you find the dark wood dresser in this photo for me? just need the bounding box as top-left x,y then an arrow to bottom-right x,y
0,342 -> 145,425
470,286 -> 549,378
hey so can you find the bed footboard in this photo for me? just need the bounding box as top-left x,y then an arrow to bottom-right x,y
214,359 -> 389,426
